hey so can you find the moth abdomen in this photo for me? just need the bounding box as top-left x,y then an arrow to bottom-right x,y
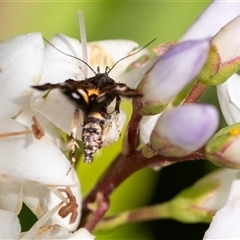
82,116 -> 105,163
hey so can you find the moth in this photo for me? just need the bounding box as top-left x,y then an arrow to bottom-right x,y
32,40 -> 148,167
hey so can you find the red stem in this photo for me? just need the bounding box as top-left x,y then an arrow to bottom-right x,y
80,147 -> 206,229
183,80 -> 209,104
122,98 -> 143,155
84,193 -> 109,232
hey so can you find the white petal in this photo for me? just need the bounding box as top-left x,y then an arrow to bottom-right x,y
139,113 -> 161,145
30,225 -> 70,239
103,109 -> 126,146
20,202 -> 63,240
68,228 -> 95,239
15,101 -> 65,149
181,1 -> 240,41
119,57 -> 159,89
31,90 -> 80,139
45,185 -> 81,232
222,135 -> 240,166
0,183 -> 23,214
217,73 -> 240,125
0,209 -> 21,239
23,183 -> 81,232
0,119 -> 77,186
204,172 -> 240,239
22,184 -> 47,218
198,169 -> 239,212
41,33 -> 85,83
31,34 -> 84,139
212,15 -> 240,63
0,32 -> 44,121
88,40 -> 147,79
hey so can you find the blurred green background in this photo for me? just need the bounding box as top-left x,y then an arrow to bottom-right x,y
0,1 -> 215,239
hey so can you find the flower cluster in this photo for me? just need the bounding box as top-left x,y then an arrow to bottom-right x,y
0,33 -> 89,238
2,0 -> 240,239
0,21 -> 148,237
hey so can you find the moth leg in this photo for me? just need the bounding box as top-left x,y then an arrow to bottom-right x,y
113,96 -> 121,137
66,108 -> 80,175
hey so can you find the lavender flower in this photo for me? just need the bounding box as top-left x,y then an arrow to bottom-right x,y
150,104 -> 219,157
138,39 -> 209,115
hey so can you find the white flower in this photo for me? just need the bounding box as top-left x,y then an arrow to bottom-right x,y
217,73 -> 240,125
0,23 -> 147,238
29,226 -> 94,239
0,32 -> 85,239
0,209 -> 21,239
204,171 -> 240,239
181,0 -> 240,41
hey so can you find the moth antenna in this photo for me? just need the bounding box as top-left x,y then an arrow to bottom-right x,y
97,66 -> 101,74
107,38 -> 156,74
78,10 -> 88,77
43,38 -> 97,76
105,66 -> 110,74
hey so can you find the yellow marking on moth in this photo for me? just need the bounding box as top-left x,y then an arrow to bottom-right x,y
87,88 -> 101,96
89,112 -> 105,120
230,128 -> 240,136
77,89 -> 89,103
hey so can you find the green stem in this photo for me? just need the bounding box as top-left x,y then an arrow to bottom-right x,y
95,202 -> 171,232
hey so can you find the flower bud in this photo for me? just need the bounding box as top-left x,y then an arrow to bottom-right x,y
166,168 -> 239,224
138,40 -> 209,115
150,104 -> 218,157
199,15 -> 240,86
206,124 -> 240,169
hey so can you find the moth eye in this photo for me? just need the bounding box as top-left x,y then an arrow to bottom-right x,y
71,92 -> 81,99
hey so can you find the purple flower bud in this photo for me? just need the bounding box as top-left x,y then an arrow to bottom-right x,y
139,40 -> 209,115
150,104 -> 219,157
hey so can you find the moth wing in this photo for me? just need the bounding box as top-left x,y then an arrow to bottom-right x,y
96,83 -> 141,106
60,81 -> 90,112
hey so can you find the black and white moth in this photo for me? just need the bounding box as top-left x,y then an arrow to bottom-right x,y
32,62 -> 142,163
